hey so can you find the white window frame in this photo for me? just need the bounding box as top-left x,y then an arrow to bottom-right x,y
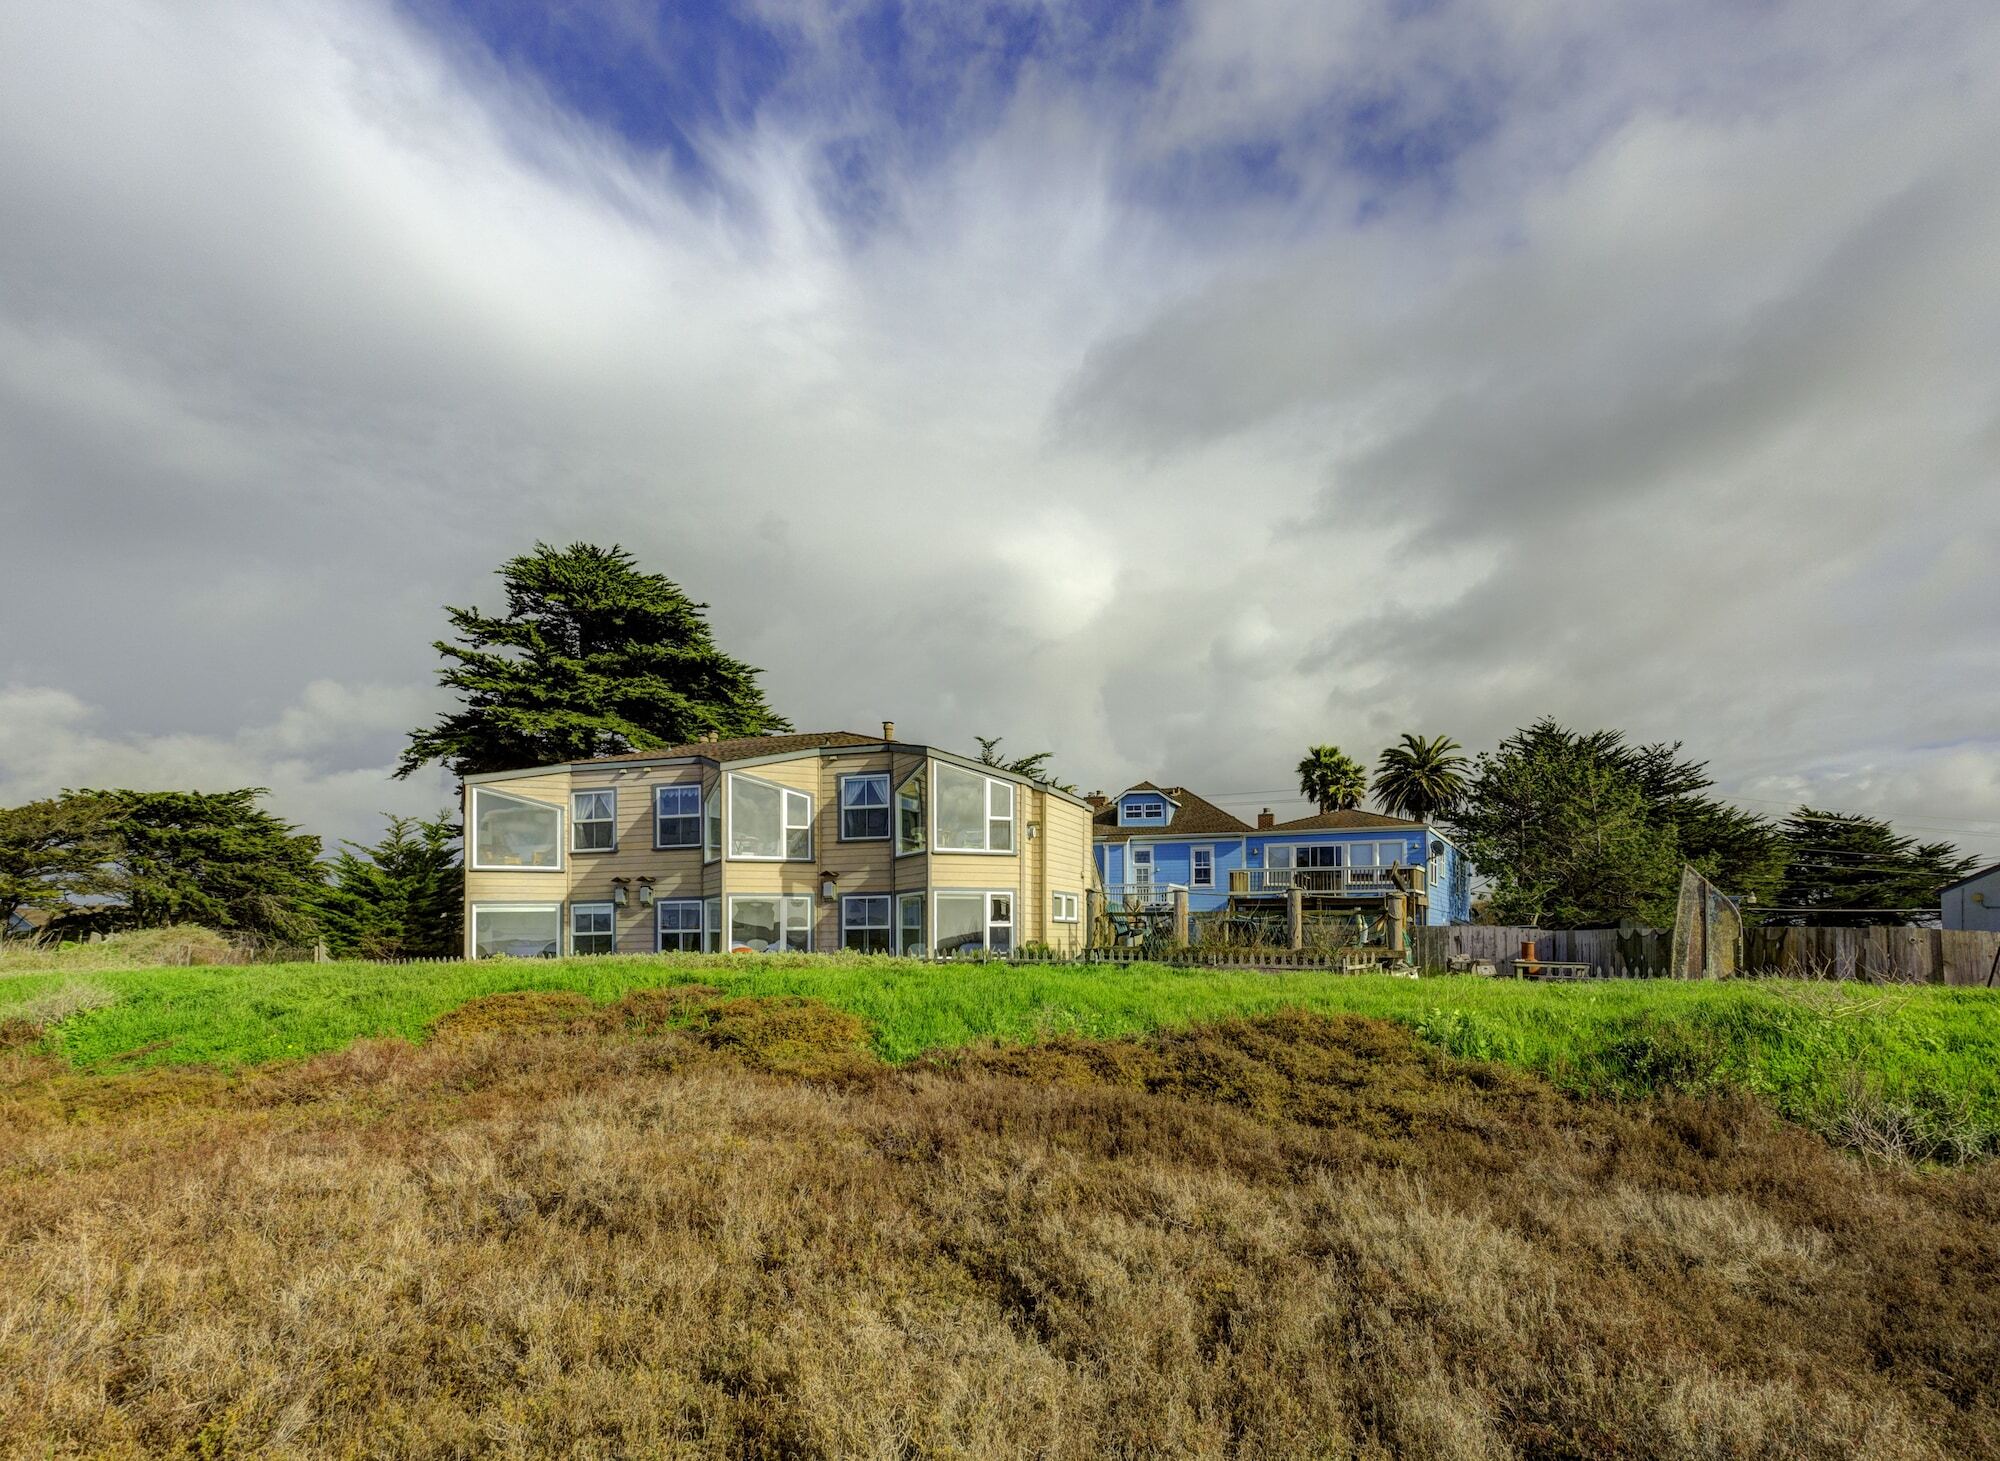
570,900 -> 616,956
1189,845 -> 1215,889
839,773 -> 892,842
469,902 -> 562,959
932,890 -> 1015,958
726,773 -> 815,862
1122,797 -> 1166,825
896,769 -> 926,856
571,789 -> 618,853
840,893 -> 894,953
1051,891 -> 1080,923
1131,845 -> 1155,889
703,895 -> 721,952
897,892 -> 925,955
727,894 -> 813,953
932,763 -> 1017,855
703,779 -> 721,863
654,783 -> 702,850
656,898 -> 704,953
468,787 -> 565,873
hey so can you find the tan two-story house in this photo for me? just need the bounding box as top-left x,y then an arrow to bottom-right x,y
463,727 -> 1096,960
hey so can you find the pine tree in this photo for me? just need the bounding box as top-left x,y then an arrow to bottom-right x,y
314,813 -> 464,959
398,543 -> 790,779
0,794 -> 125,936
1768,809 -> 1974,926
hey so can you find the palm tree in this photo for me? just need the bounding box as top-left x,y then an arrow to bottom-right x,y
1372,733 -> 1469,822
1296,745 -> 1368,814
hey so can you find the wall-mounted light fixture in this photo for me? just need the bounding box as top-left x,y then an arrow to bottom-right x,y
611,877 -> 630,908
637,876 -> 656,908
819,870 -> 839,901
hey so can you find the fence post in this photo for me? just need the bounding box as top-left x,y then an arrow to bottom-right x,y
1384,893 -> 1407,957
1287,889 -> 1304,951
1171,888 -> 1190,948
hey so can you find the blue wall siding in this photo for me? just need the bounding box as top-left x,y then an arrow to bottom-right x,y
1097,825 -> 1473,923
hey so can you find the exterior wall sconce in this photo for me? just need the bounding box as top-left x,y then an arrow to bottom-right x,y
637,877 -> 656,908
819,870 -> 839,901
611,878 -> 630,908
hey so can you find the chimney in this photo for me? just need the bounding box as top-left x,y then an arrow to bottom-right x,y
1086,791 -> 1108,810
1257,808 -> 1275,829
882,720 -> 896,742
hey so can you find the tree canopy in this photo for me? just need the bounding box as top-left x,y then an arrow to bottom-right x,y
399,542 -> 790,780
313,812 -> 463,958
1767,809 -> 1976,926
1296,746 -> 1368,813
0,794 -> 125,936
1371,734 -> 1469,823
976,736 -> 1077,794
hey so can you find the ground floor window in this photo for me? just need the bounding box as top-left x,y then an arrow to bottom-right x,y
729,895 -> 812,953
570,902 -> 615,956
898,893 -> 924,956
657,899 -> 703,952
704,896 -> 721,953
471,904 -> 560,959
933,891 -> 1013,958
841,894 -> 893,953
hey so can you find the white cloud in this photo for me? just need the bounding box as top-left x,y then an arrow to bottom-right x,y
0,0 -> 1995,867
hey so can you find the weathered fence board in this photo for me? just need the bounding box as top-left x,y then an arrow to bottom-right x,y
1416,923 -> 2000,983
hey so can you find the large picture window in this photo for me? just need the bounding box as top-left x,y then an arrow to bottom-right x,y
471,904 -> 560,958
898,893 -> 924,956
728,895 -> 812,953
729,776 -> 814,860
841,894 -> 893,953
655,784 -> 701,849
657,899 -> 703,952
896,770 -> 926,855
840,774 -> 890,841
934,765 -> 1015,853
933,891 -> 1013,958
572,790 -> 617,852
570,902 -> 615,955
470,789 -> 562,870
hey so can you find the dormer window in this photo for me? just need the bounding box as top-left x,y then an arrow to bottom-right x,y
1121,796 -> 1167,826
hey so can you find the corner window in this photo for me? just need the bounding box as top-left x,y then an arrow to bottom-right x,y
471,903 -> 560,958
1052,891 -> 1080,923
841,894 -> 893,953
655,784 -> 701,848
657,899 -> 703,952
728,775 -> 813,861
470,788 -> 562,870
570,901 -> 615,956
896,771 -> 926,855
703,896 -> 721,952
840,774 -> 891,841
934,764 -> 1015,853
703,784 -> 721,862
898,893 -> 925,955
572,790 -> 617,852
1190,846 -> 1214,888
729,895 -> 812,953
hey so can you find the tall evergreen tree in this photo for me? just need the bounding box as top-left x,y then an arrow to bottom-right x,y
1371,733 -> 1469,822
314,812 -> 464,958
1767,808 -> 1974,926
975,736 -> 1077,793
61,788 -> 325,942
1296,745 -> 1368,813
398,542 -> 790,780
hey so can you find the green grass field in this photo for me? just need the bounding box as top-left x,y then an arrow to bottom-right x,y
7,952 -> 2000,1157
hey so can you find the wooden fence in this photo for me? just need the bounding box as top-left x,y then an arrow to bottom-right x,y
1412,924 -> 2000,984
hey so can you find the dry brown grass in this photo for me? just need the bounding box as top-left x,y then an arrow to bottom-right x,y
2,993 -> 1996,1459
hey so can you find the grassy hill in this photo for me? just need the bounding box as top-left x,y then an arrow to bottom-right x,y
4,976 -> 1999,1456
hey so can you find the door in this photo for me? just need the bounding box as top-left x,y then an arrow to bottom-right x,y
1131,846 -> 1154,898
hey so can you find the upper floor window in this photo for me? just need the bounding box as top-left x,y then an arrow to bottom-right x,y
1051,891 -> 1080,923
571,790 -> 617,852
728,774 -> 813,860
896,771 -> 926,855
935,764 -> 1014,853
1121,796 -> 1167,825
840,774 -> 891,840
703,783 -> 721,862
470,788 -> 562,870
1190,846 -> 1214,888
655,783 -> 701,849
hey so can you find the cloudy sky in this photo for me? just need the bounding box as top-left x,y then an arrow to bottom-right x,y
3,0 -> 1997,864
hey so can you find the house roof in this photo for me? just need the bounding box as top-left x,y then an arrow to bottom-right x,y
1941,861 -> 2000,893
584,731 -> 883,765
1093,785 -> 1252,844
1270,809 -> 1424,832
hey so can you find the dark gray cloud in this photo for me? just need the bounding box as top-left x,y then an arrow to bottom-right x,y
1,0 -> 1996,864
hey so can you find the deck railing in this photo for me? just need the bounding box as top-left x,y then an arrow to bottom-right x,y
1231,866 -> 1424,897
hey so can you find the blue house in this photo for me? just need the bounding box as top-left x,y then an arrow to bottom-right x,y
1091,782 -> 1472,926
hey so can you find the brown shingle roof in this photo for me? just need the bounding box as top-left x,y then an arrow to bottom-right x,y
1093,784 -> 1252,843
1271,809 -> 1423,831
584,731 -> 883,765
